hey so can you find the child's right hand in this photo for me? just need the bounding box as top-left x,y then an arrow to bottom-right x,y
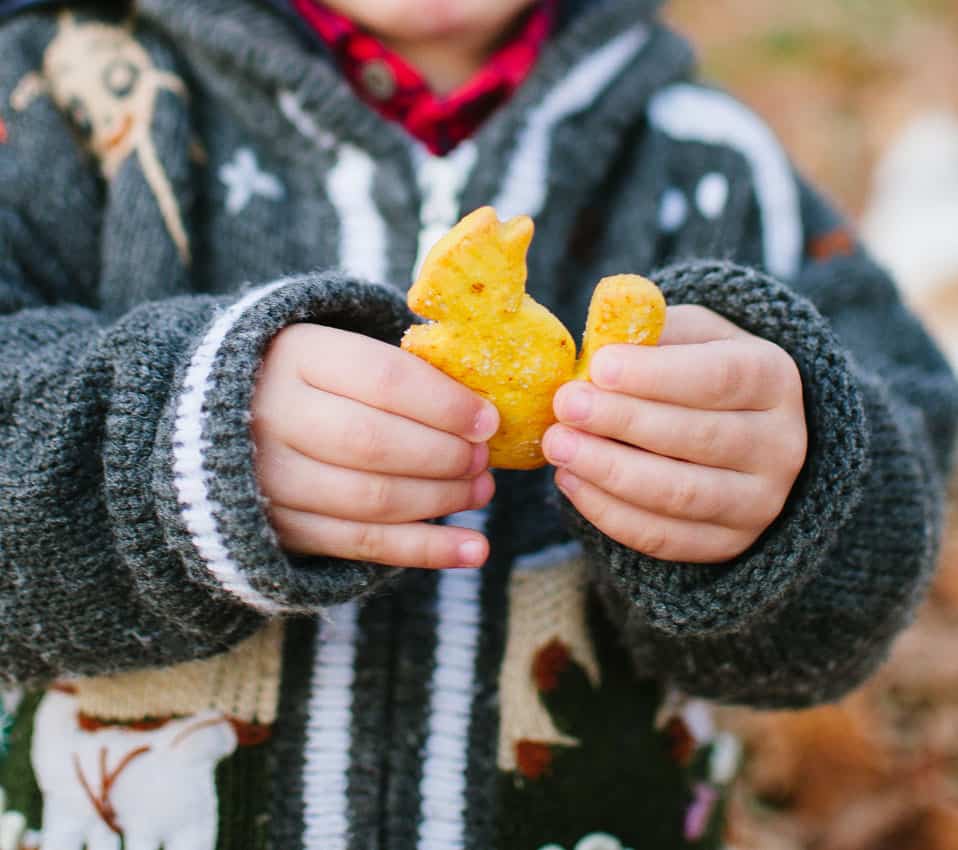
251,324 -> 499,569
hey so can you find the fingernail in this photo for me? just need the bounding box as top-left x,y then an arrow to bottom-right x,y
558,387 -> 592,423
458,539 -> 486,568
473,404 -> 499,442
544,427 -> 577,466
556,470 -> 581,495
593,352 -> 623,387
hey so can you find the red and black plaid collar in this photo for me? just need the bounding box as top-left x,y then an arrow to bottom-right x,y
291,1 -> 557,155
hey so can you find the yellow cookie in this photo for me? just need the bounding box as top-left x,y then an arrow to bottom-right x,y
402,207 -> 665,470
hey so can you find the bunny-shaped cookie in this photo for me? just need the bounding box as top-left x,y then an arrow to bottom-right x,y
402,207 -> 665,470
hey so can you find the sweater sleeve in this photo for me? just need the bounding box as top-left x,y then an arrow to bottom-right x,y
563,186 -> 958,708
0,15 -> 418,687
0,263 -> 413,687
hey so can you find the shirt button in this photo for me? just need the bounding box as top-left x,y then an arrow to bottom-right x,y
360,59 -> 397,101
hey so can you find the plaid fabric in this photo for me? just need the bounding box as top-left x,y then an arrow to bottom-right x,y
291,0 -> 556,155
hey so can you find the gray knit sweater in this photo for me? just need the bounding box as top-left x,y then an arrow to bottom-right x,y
0,1 -> 954,848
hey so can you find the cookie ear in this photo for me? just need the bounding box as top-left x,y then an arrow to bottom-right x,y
408,206 -> 534,321
575,275 -> 666,380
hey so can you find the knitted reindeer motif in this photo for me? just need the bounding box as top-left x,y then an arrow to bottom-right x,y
32,689 -> 237,850
497,546 -> 601,777
11,11 -> 192,264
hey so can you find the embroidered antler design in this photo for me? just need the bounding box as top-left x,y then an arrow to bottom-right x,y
73,744 -> 151,836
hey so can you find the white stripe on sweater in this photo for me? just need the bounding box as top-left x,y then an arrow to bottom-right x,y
285,125 -> 388,847
303,601 -> 360,850
412,141 -> 479,278
172,279 -> 296,615
328,144 -> 389,282
411,36 -> 652,837
648,83 -> 803,280
279,88 -> 388,282
492,25 -> 650,221
417,510 -> 487,850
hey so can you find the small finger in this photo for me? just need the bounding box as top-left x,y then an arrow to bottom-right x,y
589,338 -> 793,411
258,444 -> 495,523
293,325 -> 499,442
263,385 -> 484,479
543,426 -> 768,527
553,471 -> 753,564
269,509 -> 490,569
553,384 -> 762,471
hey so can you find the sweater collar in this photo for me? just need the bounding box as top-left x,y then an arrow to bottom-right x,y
287,0 -> 558,156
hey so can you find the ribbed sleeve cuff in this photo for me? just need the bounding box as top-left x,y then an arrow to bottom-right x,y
157,272 -> 414,616
569,260 -> 870,637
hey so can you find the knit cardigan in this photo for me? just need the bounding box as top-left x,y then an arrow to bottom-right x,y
0,1 -> 955,848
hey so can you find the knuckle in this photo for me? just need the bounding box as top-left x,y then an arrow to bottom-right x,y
422,530 -> 455,569
612,397 -> 639,441
600,450 -> 626,494
641,365 -> 666,403
364,475 -> 395,520
712,354 -> 747,406
345,417 -> 386,468
662,475 -> 702,519
693,415 -> 726,462
351,523 -> 386,562
637,524 -> 670,560
371,355 -> 405,405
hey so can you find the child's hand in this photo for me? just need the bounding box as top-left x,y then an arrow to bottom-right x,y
543,305 -> 807,563
251,325 -> 499,569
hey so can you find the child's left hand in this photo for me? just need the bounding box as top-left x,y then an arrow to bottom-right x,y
543,305 -> 807,564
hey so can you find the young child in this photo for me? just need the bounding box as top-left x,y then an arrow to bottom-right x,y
0,0 -> 954,848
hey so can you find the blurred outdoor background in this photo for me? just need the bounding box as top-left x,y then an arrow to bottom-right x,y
666,2 -> 958,848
